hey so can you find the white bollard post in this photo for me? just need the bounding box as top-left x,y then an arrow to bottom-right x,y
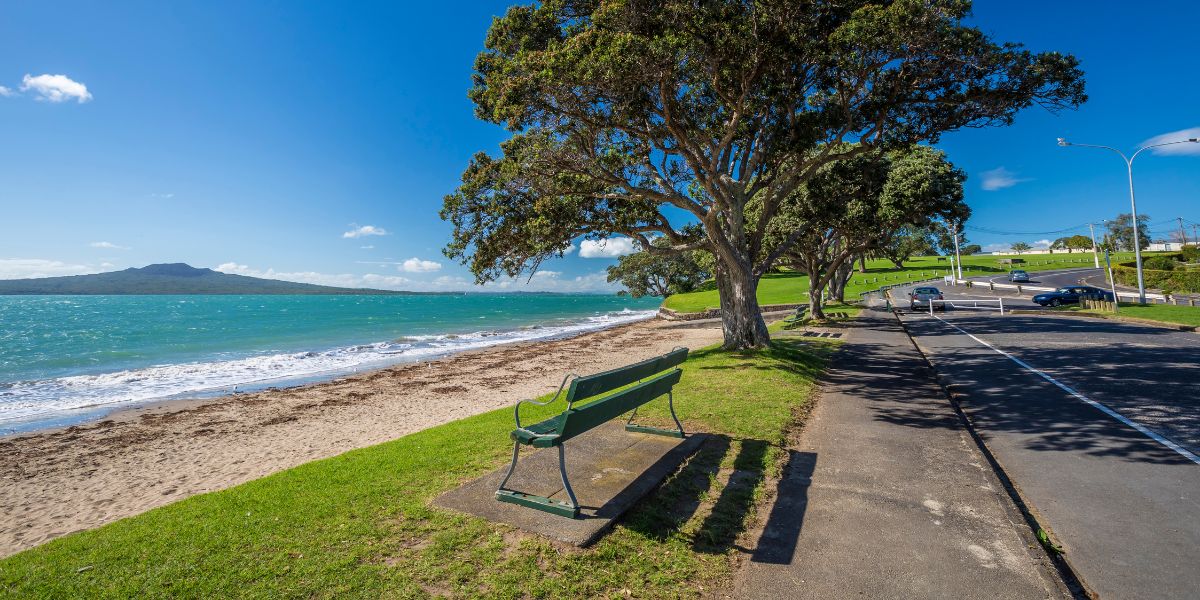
999,297 -> 1005,315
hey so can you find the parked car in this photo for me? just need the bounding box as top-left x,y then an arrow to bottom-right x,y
1032,286 -> 1114,307
909,286 -> 945,311
1008,269 -> 1030,283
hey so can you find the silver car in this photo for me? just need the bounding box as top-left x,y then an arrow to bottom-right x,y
909,286 -> 945,311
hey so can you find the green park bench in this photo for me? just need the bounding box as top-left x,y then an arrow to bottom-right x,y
495,347 -> 689,518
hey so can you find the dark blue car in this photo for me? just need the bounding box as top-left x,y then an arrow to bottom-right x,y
1032,286 -> 1114,307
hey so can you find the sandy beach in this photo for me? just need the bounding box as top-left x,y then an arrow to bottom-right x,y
0,318 -> 723,558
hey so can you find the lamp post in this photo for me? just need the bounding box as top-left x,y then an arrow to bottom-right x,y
1057,136 -> 1200,303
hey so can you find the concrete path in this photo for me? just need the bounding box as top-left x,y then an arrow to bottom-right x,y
730,306 -> 1066,599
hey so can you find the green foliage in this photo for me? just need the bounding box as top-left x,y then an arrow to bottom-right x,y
440,0 -> 1086,348
1115,254 -> 1200,292
770,144 -> 968,315
606,239 -> 712,298
0,340 -> 834,598
1010,241 -> 1032,254
1143,255 -> 1178,271
1051,234 -> 1093,250
1182,245 -> 1200,263
961,244 -> 983,255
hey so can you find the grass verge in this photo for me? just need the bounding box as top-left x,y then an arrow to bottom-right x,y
1061,302 -> 1200,328
0,339 -> 835,598
662,252 -> 1158,314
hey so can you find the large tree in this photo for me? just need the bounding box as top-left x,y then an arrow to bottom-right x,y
442,0 -> 1086,349
773,145 -> 968,318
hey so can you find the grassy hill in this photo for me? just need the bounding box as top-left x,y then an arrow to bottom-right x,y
663,252 -> 1141,313
0,263 -> 459,295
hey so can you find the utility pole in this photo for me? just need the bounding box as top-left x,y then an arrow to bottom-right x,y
1179,217 -> 1188,248
1087,222 -> 1101,268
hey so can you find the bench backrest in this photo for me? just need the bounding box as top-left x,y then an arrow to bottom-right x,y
556,368 -> 683,443
565,347 -> 688,404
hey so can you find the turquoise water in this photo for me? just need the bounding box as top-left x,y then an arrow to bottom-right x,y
0,294 -> 661,432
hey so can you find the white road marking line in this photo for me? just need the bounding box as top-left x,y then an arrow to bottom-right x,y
929,314 -> 1200,466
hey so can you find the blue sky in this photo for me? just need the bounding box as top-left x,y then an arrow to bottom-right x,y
2,1 -> 1198,291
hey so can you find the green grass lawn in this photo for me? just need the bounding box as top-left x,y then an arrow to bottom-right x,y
662,252 -> 1152,314
1065,302 -> 1200,328
0,339 -> 835,599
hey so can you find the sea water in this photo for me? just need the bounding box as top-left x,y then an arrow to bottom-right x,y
0,294 -> 661,433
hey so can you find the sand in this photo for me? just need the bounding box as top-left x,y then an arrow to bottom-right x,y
0,318 -> 723,558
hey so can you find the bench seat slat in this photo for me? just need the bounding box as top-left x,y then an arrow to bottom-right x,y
566,347 -> 687,403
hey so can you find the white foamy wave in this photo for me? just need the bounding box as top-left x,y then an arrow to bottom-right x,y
0,308 -> 657,430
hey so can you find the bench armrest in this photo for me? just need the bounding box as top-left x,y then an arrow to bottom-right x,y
513,372 -> 578,431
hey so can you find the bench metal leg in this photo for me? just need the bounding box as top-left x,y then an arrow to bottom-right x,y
557,444 -> 579,511
625,391 -> 685,438
497,441 -> 521,493
494,442 -> 581,519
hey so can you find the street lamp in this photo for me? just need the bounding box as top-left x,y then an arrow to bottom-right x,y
1057,136 -> 1200,303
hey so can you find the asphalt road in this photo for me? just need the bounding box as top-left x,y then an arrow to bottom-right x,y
888,281 -> 1200,599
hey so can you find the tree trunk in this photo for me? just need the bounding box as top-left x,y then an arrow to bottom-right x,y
807,282 -> 826,320
827,261 -> 852,303
715,262 -> 770,349
858,254 -> 867,273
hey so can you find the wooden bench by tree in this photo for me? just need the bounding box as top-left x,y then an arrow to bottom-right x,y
495,348 -> 689,518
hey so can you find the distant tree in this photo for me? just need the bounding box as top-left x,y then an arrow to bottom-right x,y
877,226 -> 939,268
606,239 -> 711,298
1051,234 -> 1093,250
929,222 -> 969,256
961,244 -> 983,255
439,0 -> 1087,349
1011,241 -> 1032,254
1106,213 -> 1151,251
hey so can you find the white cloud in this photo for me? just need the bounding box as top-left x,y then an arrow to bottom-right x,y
359,245 -> 374,250
401,257 -> 442,273
90,241 -> 130,250
0,258 -> 98,279
979,167 -> 1029,191
531,270 -> 561,279
20,74 -> 92,103
1142,127 -> 1200,156
148,192 -> 175,199
982,243 -> 1009,253
1032,239 -> 1052,249
579,237 -> 639,258
562,243 -> 577,255
342,224 -> 388,238
0,86 -> 14,97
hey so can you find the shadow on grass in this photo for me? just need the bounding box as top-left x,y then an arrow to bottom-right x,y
621,434 -> 775,556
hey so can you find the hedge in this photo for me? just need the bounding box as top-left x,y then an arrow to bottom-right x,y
1114,254 -> 1200,293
